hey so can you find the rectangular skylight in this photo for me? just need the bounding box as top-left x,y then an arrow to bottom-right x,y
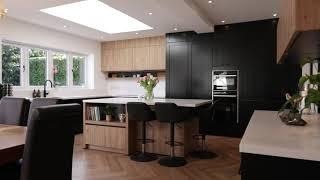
41,0 -> 153,34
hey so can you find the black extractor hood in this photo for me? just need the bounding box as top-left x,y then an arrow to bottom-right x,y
285,30 -> 320,64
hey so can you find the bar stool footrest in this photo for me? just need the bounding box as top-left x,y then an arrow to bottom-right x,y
165,141 -> 184,146
192,134 -> 206,140
136,138 -> 155,144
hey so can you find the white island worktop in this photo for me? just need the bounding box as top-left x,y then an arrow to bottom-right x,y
240,110 -> 320,161
83,97 -> 212,107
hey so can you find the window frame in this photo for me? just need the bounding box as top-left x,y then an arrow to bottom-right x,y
0,40 -> 88,89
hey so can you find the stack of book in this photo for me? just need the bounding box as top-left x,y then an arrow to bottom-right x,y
87,106 -> 103,121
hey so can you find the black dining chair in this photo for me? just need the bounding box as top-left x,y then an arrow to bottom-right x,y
27,98 -> 60,124
155,102 -> 192,167
20,104 -> 81,180
127,102 -> 158,162
0,97 -> 30,126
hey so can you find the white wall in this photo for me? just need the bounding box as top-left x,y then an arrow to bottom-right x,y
0,18 -> 166,98
105,75 -> 166,98
0,17 -> 109,97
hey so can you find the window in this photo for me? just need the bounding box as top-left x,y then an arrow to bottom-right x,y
28,48 -> 47,86
53,52 -> 67,86
1,42 -> 87,88
1,44 -> 21,86
72,55 -> 85,86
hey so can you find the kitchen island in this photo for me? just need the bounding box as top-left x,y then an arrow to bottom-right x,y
240,110 -> 320,180
82,98 -> 211,156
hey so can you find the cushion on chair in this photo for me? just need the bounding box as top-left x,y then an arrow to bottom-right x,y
127,102 -> 155,122
155,102 -> 192,123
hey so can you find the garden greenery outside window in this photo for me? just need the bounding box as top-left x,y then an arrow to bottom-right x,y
2,44 -> 21,86
1,41 -> 87,88
29,48 -> 47,86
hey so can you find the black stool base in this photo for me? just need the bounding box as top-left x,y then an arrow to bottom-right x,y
158,156 -> 187,167
130,152 -> 158,162
190,150 -> 217,159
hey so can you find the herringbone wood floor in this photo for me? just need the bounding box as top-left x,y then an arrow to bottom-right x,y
72,135 -> 241,180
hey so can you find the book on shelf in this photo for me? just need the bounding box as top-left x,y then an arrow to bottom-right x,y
87,106 -> 103,121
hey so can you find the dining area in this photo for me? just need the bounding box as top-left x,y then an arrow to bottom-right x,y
0,97 -> 82,180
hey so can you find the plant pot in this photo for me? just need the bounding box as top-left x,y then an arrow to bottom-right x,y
106,115 -> 112,122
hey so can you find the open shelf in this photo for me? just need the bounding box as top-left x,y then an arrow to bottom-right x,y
85,120 -> 127,128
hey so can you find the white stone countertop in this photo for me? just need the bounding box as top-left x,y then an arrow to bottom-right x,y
240,110 -> 320,161
83,98 -> 212,107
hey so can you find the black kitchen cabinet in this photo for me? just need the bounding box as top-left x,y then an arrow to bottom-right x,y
166,19 -> 301,137
191,44 -> 213,99
166,42 -> 191,98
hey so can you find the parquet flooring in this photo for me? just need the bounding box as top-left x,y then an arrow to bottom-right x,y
72,135 -> 241,180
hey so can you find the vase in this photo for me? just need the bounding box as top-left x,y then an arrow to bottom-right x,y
144,89 -> 154,101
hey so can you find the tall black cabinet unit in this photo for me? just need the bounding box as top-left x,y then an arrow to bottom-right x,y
166,32 -> 194,98
165,19 -> 301,137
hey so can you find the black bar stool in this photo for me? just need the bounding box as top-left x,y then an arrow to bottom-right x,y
155,102 -> 191,167
190,99 -> 220,159
127,102 -> 158,162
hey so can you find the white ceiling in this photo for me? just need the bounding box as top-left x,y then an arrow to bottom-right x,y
3,0 -> 279,42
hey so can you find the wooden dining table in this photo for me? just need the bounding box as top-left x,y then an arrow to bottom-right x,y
0,124 -> 27,166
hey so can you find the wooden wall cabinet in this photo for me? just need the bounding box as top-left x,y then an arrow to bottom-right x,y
277,0 -> 320,63
101,36 -> 165,72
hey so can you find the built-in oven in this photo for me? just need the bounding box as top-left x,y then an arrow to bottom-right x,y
212,70 -> 238,96
212,70 -> 239,125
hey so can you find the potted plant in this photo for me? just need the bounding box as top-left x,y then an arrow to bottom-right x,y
280,57 -> 320,125
138,73 -> 159,100
105,105 -> 115,122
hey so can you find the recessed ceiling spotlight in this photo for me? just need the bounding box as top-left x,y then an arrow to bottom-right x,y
148,12 -> 153,15
221,20 -> 225,23
135,32 -> 139,34
208,0 -> 213,4
273,13 -> 277,17
63,25 -> 67,28
174,28 -> 178,31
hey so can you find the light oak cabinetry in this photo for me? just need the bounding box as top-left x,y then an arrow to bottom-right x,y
277,0 -> 320,63
83,103 -> 129,154
101,36 -> 165,72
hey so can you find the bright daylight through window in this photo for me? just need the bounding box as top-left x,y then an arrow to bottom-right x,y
1,42 -> 87,88
40,0 -> 153,34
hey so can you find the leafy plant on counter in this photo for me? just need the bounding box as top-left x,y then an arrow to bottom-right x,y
280,57 -> 320,113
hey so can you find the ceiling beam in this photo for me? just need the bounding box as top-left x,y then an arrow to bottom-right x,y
184,0 -> 214,32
